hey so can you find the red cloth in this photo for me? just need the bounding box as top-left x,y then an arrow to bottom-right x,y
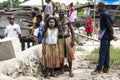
70,47 -> 75,60
85,19 -> 93,33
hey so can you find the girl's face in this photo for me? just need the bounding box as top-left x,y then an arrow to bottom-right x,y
49,19 -> 55,28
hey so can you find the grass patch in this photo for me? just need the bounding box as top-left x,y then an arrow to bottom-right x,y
85,47 -> 120,69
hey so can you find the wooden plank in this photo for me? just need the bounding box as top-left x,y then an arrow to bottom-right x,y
75,32 -> 100,42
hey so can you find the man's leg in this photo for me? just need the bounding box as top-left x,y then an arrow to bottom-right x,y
68,59 -> 74,77
92,40 -> 107,75
103,40 -> 110,73
60,58 -> 64,74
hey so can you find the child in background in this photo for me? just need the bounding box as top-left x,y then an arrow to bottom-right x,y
85,16 -> 93,38
33,22 -> 42,45
68,2 -> 75,24
42,17 -> 59,79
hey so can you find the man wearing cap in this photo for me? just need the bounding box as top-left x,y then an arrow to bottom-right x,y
4,15 -> 21,38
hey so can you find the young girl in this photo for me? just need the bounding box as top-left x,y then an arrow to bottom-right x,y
68,2 -> 75,24
85,16 -> 93,38
42,17 -> 59,79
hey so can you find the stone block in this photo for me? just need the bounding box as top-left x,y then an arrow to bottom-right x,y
0,38 -> 21,61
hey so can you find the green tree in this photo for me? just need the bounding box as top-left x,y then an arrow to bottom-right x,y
13,0 -> 21,7
2,1 -> 10,8
0,0 -> 22,9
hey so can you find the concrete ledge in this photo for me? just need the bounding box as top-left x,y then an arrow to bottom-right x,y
0,38 -> 21,61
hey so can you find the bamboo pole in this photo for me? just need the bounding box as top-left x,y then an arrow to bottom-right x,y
41,0 -> 44,8
93,0 -> 96,34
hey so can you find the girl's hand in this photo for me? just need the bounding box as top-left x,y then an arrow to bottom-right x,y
42,44 -> 46,54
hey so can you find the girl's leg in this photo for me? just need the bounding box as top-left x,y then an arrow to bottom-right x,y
87,32 -> 89,36
45,68 -> 50,79
86,32 -> 89,41
50,68 -> 57,77
89,32 -> 92,37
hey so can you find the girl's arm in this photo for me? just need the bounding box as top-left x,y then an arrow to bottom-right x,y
42,28 -> 47,54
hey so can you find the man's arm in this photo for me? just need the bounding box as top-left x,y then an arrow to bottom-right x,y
4,27 -> 8,37
68,22 -> 75,47
104,14 -> 117,41
108,27 -> 114,36
108,27 -> 117,41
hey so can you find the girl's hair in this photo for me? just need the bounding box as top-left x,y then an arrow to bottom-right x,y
46,17 -> 58,28
42,17 -> 58,37
70,2 -> 73,6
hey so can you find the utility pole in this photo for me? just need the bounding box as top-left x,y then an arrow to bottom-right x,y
10,0 -> 13,9
93,0 -> 96,25
41,0 -> 44,8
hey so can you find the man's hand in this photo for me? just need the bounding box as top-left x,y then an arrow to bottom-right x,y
71,41 -> 74,47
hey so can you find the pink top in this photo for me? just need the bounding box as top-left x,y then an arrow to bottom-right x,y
69,7 -> 75,23
70,7 -> 74,13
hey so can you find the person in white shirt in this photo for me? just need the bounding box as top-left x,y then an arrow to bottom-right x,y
44,0 -> 56,21
4,15 -> 21,38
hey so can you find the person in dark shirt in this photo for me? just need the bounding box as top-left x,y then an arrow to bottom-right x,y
91,2 -> 118,75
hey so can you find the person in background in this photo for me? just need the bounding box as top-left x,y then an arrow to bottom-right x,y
22,11 -> 37,34
42,17 -> 59,79
85,16 -> 93,38
68,2 -> 75,24
44,0 -> 54,21
58,9 -> 75,77
33,15 -> 45,45
21,12 -> 37,48
91,2 -> 118,75
4,15 -> 21,38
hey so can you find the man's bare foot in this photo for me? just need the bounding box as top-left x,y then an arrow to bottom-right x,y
45,75 -> 50,79
69,72 -> 74,77
50,73 -> 58,77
